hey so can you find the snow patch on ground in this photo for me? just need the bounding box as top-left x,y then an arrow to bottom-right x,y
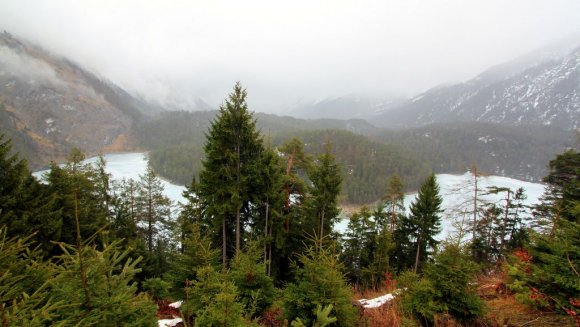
158,318 -> 183,327
358,293 -> 396,308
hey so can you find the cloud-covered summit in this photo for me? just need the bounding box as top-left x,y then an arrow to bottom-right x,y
1,0 -> 580,113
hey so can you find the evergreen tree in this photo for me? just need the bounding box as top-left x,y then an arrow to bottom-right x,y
49,240 -> 157,325
533,150 -> 580,233
109,178 -> 140,247
383,174 -> 405,235
370,217 -> 395,289
279,137 -> 310,224
177,176 -> 203,248
473,186 -> 528,266
508,150 -> 579,318
407,174 -> 443,273
229,240 -> 275,319
470,203 -> 501,267
306,142 -> 342,248
284,246 -> 357,327
272,138 -> 310,282
342,205 -> 394,290
94,154 -> 112,222
400,243 -> 484,325
341,206 -> 376,289
249,144 -> 285,276
165,222 -> 219,299
0,227 -> 58,325
0,135 -> 61,256
186,266 -> 245,326
136,165 -> 172,255
198,82 -> 265,265
45,148 -> 108,251
135,165 -> 172,277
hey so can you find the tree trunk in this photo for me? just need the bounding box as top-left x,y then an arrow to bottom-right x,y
284,148 -> 296,233
414,234 -> 421,273
319,209 -> 325,252
499,191 -> 510,258
74,190 -> 90,309
264,199 -> 269,266
236,142 -> 241,254
148,190 -> 153,254
391,196 -> 396,236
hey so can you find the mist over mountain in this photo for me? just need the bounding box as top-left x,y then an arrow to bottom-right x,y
0,32 -> 160,168
288,95 -> 405,120
374,43 -> 580,130
0,30 -> 577,191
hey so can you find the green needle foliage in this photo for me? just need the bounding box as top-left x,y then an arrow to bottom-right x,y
406,173 -> 443,273
400,243 -> 484,325
198,82 -> 268,264
284,246 -> 357,327
48,240 -> 157,326
229,240 -> 275,319
186,265 -> 245,327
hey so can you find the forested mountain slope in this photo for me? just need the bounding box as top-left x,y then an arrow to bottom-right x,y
0,32 -> 159,169
136,110 -> 573,204
375,122 -> 574,182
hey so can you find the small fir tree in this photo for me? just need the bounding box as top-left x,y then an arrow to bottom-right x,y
407,174 -> 443,272
284,246 -> 357,327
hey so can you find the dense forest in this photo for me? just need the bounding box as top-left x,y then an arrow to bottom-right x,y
1,84 -> 579,326
134,106 -> 573,205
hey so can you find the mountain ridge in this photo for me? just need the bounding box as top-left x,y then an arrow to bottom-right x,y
0,31 -> 159,169
374,44 -> 580,130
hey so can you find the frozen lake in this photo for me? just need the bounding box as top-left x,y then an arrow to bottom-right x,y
33,152 -> 187,205
335,172 -> 546,239
34,152 -> 546,239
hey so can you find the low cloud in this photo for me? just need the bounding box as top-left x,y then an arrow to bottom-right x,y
1,1 -> 580,113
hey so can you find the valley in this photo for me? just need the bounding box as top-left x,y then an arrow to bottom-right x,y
33,151 -> 546,242
0,19 -> 579,326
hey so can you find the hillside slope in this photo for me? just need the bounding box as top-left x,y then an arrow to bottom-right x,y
375,45 -> 580,130
0,32 -> 157,169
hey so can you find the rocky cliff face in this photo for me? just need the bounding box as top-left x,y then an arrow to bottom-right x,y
375,45 -> 580,130
0,32 -> 152,169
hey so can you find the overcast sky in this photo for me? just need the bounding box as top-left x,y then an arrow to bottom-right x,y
1,0 -> 580,113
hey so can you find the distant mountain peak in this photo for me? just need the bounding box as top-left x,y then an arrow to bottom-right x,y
375,44 -> 580,130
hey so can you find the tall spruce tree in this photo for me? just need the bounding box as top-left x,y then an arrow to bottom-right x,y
250,145 -> 285,275
407,174 -> 443,272
272,138 -> 310,282
135,165 -> 172,278
45,149 -> 108,251
533,150 -> 580,232
136,165 -> 172,255
383,174 -> 405,236
307,142 -> 342,248
198,82 -> 265,265
509,150 -> 580,318
0,135 -> 61,256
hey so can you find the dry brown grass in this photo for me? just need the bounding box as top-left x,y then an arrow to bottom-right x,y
477,272 -> 576,327
485,296 -> 576,327
349,272 -> 576,327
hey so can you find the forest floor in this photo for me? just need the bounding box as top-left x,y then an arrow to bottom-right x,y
484,296 -> 575,327
477,274 -> 576,327
352,273 -> 577,327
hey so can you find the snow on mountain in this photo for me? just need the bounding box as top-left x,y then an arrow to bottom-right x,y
375,45 -> 580,130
